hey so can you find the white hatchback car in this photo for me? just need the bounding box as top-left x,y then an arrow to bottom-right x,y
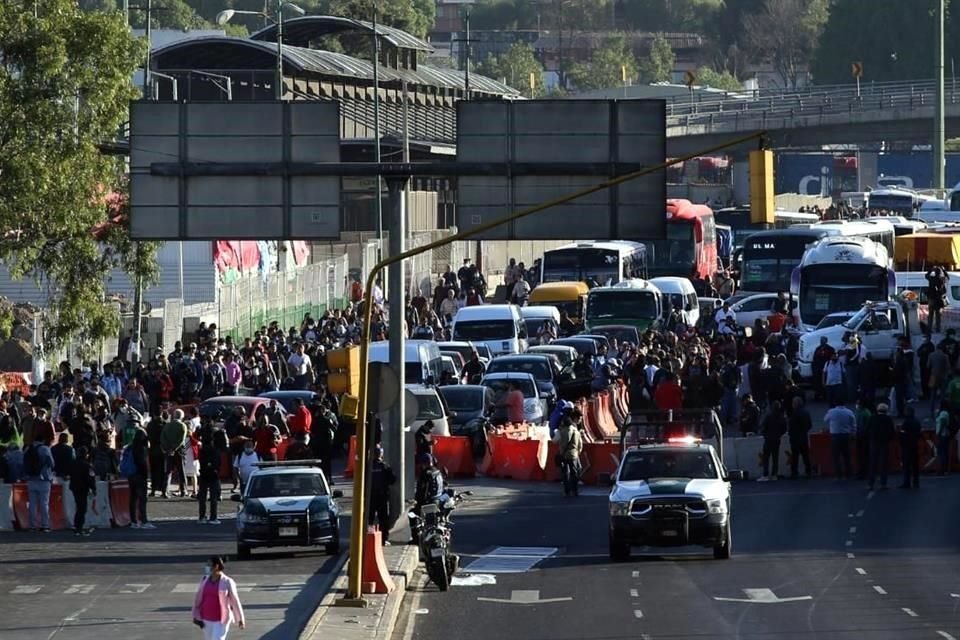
480,372 -> 545,425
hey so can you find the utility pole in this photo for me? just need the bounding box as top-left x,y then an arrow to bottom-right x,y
276,0 -> 285,100
464,6 -> 471,97
372,3 -> 384,263
142,0 -> 152,96
557,0 -> 565,90
934,0 -> 946,192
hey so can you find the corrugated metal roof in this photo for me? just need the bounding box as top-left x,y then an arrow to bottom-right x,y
250,15 -> 434,53
151,37 -> 519,96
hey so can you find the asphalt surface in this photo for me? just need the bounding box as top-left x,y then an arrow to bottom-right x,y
394,475 -> 960,640
0,485 -> 350,640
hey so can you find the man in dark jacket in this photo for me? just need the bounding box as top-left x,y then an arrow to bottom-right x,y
146,412 -> 168,497
51,432 -> 75,480
368,445 -> 397,544
867,403 -> 896,490
69,446 -> 97,536
788,396 -> 813,479
759,400 -> 787,481
899,406 -> 923,489
197,434 -> 222,524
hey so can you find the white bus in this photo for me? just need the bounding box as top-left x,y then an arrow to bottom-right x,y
540,240 -> 648,287
740,219 -> 895,295
791,236 -> 895,331
866,187 -> 924,217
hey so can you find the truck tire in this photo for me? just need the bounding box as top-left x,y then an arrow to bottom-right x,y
713,525 -> 732,560
609,532 -> 630,562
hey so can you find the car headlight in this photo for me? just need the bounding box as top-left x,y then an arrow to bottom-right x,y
706,499 -> 727,515
308,498 -> 330,520
239,500 -> 269,525
609,501 -> 632,516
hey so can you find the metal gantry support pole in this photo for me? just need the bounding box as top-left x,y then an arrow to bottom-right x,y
934,0 -> 946,192
142,0 -> 152,96
385,177 -> 408,545
276,0 -> 284,100
464,6 -> 471,97
372,4 -> 384,263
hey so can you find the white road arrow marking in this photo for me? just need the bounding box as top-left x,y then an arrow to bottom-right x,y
714,588 -> 812,604
119,584 -> 150,594
64,585 -> 96,594
477,590 -> 572,605
10,585 -> 42,594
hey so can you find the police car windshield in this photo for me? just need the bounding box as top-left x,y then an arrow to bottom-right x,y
620,451 -> 717,481
247,473 -> 328,498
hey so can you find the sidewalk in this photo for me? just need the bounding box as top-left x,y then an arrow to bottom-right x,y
299,532 -> 419,640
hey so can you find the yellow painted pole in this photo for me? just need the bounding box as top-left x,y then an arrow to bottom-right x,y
340,129 -> 768,604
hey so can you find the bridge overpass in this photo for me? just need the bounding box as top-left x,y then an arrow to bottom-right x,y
663,79 -> 960,156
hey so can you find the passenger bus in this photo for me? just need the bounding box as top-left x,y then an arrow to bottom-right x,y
584,279 -> 662,332
646,199 -> 717,280
540,240 -> 648,287
740,220 -> 895,295
866,187 -> 926,217
713,207 -> 819,245
791,236 -> 895,331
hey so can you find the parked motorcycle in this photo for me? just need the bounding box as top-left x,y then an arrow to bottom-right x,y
408,489 -> 471,591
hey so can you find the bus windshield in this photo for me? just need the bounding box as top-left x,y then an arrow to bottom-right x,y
542,248 -> 620,285
740,234 -> 821,293
798,264 -> 889,326
586,292 -> 659,321
646,222 -> 695,275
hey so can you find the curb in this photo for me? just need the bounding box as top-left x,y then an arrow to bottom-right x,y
298,543 -> 419,640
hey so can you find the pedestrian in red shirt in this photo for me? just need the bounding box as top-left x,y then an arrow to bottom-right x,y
653,372 -> 683,411
288,398 -> 312,440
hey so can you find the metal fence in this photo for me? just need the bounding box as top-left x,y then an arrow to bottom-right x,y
214,254 -> 349,340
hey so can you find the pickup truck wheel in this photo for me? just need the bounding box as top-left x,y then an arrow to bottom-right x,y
713,526 -> 732,560
237,544 -> 252,560
609,532 -> 630,562
326,537 -> 341,555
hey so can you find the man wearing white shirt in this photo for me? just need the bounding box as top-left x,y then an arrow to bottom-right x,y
823,353 -> 845,405
715,302 -> 737,335
287,344 -> 313,390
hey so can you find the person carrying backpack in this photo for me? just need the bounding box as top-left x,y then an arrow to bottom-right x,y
23,434 -> 55,531
198,434 -> 223,525
121,429 -> 153,529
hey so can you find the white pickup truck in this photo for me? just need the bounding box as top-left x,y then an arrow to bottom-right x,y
796,299 -> 925,380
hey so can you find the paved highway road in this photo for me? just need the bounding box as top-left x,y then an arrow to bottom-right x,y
396,476 -> 960,640
0,491 -> 348,640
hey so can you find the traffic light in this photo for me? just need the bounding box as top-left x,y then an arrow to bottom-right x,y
327,345 -> 360,395
749,149 -> 774,225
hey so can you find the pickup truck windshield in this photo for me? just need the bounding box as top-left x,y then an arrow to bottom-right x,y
619,451 -> 717,481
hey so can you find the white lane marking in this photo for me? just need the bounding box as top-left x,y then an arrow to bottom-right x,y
172,583 -> 197,593
464,547 -> 558,574
415,609 -> 429,615
951,593 -> 960,598
847,513 -> 854,518
236,584 -> 255,593
632,570 -> 640,578
451,574 -> 497,587
10,585 -> 42,594
902,607 -> 918,617
937,631 -> 957,640
634,609 -> 644,619
477,590 -> 572,604
874,586 -> 887,595
856,509 -> 865,517
847,553 -> 855,559
714,588 -> 812,604
119,584 -> 150,594
849,526 -> 857,534
845,540 -> 854,547
867,491 -> 876,500
64,585 -> 95,595
630,588 -> 639,598
855,568 -> 867,575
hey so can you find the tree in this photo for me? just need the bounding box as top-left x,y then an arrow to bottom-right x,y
0,0 -> 158,348
703,0 -> 765,77
618,0 -> 723,32
638,32 -> 675,83
742,0 -> 829,88
476,42 -> 545,97
693,66 -> 743,91
812,0 -> 947,84
568,34 -> 637,91
327,0 -> 435,38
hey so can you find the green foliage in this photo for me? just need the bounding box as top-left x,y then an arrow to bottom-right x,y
638,32 -> 675,83
0,0 -> 157,349
812,0 -> 951,84
693,66 -> 743,91
326,0 -> 435,38
475,42 -> 545,97
568,33 -> 638,91
473,0 -> 611,31
619,0 -> 723,32
127,0 -> 208,30
742,0 -> 829,88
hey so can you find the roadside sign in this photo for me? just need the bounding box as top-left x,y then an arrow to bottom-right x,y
851,61 -> 863,78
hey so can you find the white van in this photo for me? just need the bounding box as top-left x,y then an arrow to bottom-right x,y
895,271 -> 960,309
451,304 -> 528,357
405,384 -> 451,435
368,340 -> 443,385
520,306 -> 561,345
649,277 -> 700,327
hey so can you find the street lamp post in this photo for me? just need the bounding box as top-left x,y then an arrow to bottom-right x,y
216,1 -> 305,100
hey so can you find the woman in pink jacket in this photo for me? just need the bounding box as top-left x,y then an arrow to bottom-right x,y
192,556 -> 245,639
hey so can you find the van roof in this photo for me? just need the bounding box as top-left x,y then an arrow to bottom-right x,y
530,281 -> 590,295
649,276 -> 695,290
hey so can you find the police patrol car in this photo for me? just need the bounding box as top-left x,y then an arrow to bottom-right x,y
232,460 -> 342,559
608,437 -> 742,561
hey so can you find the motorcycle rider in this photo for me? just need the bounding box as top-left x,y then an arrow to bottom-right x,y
552,412 -> 584,496
409,454 -> 447,544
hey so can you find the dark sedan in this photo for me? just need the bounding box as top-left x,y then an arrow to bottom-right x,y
438,385 -> 495,435
258,390 -> 321,413
552,337 -> 599,357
